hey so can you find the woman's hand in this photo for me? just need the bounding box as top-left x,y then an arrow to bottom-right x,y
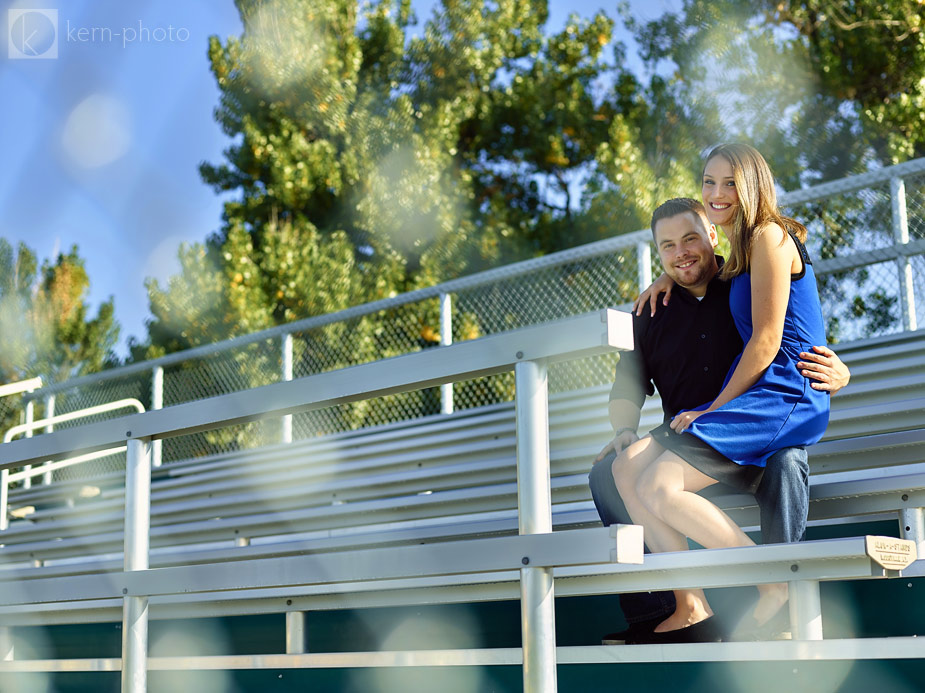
670,410 -> 706,433
633,273 -> 675,317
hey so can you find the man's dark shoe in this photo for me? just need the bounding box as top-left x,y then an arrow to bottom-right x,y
732,602 -> 791,641
631,616 -> 724,644
601,627 -> 632,645
601,615 -> 667,645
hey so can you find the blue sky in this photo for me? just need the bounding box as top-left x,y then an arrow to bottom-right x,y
0,0 -> 679,358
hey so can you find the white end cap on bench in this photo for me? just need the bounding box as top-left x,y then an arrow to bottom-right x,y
610,523 -> 644,565
602,309 -> 634,351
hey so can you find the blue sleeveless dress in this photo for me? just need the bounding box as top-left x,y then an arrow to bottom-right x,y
680,231 -> 831,470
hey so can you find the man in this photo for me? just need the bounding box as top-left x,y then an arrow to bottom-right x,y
590,198 -> 850,643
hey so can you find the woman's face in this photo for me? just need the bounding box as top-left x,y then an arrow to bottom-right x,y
701,156 -> 739,228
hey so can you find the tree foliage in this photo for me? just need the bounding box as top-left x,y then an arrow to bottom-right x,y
0,240 -> 119,444
137,0 -> 713,366
628,0 -> 925,182
627,0 -> 925,341
0,241 -> 119,386
135,0 -> 923,407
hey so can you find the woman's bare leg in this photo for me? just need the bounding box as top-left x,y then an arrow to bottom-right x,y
637,450 -> 788,624
612,437 -> 715,631
611,437 -> 694,556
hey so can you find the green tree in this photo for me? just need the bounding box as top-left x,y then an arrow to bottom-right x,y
0,240 -> 119,446
0,241 -> 119,385
627,0 -> 925,180
769,0 -> 925,163
626,0 -> 925,341
136,0 -> 676,431
140,1 -> 679,357
137,0 -> 463,435
139,0 -> 925,351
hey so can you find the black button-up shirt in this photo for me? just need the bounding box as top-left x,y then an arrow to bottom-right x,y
609,260 -> 743,421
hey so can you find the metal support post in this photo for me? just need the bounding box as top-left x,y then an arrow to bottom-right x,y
900,507 -> 925,558
281,333 -> 294,444
636,241 -> 652,295
891,177 -> 917,332
439,292 -> 454,415
0,470 -> 7,531
514,360 -> 556,693
0,626 -> 12,661
0,388 -> 39,530
286,612 -> 307,654
151,367 -> 163,468
789,579 -> 823,641
122,437 -> 152,693
22,399 -> 34,489
42,394 -> 55,485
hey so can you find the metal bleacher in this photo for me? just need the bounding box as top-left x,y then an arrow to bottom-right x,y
0,308 -> 923,691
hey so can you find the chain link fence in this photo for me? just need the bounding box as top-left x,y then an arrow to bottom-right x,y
161,337 -> 281,463
782,163 -> 925,343
7,157 -> 925,489
6,373 -> 148,484
289,299 -> 443,439
451,242 -> 646,416
907,175 -> 925,241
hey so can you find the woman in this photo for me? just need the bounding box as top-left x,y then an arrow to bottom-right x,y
611,143 -> 830,643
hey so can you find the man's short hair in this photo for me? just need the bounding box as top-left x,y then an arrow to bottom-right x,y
650,198 -> 711,237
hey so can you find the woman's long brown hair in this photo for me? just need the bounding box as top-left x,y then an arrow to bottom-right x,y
704,143 -> 807,280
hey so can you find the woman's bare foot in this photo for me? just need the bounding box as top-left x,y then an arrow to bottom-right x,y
753,582 -> 788,626
653,590 -> 714,632
653,610 -> 713,632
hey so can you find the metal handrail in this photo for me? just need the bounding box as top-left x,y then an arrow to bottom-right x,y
3,397 -> 145,443
2,398 -> 145,443
5,447 -> 126,484
20,232 -> 655,399
0,378 -> 43,399
780,158 -> 925,206
0,398 -> 145,531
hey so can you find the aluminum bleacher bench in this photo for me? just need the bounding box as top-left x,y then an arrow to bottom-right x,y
3,331 -> 923,550
0,310 -> 648,692
10,369 -> 925,538
0,315 -> 923,692
8,325 -> 924,540
2,328 -> 923,568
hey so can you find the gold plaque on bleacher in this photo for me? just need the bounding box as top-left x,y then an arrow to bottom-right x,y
865,536 -> 917,571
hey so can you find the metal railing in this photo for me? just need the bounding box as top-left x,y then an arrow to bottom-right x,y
0,378 -> 43,491
0,312 -> 921,689
10,157 -> 925,474
0,399 -> 145,529
0,309 -> 635,693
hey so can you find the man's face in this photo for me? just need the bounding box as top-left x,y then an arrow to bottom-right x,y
653,212 -> 719,294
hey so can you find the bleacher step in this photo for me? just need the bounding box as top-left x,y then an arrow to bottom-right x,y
2,638 -> 924,673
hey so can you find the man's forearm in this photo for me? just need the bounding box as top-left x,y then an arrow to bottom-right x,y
608,399 -> 642,435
